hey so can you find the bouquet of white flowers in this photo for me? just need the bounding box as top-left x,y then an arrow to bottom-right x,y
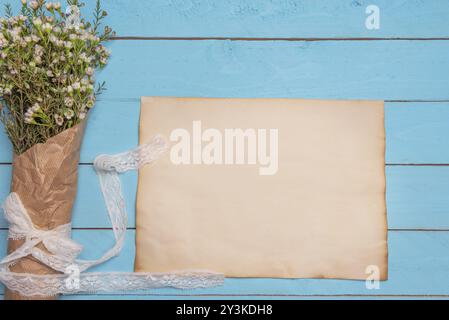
0,0 -> 113,300
0,0 -> 113,154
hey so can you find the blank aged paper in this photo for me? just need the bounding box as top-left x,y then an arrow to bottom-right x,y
135,97 -> 387,280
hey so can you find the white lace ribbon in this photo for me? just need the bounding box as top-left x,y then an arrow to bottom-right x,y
0,135 -> 224,297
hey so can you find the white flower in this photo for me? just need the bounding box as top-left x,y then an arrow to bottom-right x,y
54,2 -> 61,10
72,82 -> 80,90
46,3 -> 53,10
42,23 -> 52,32
66,85 -> 73,93
46,70 -> 54,77
34,44 -> 43,54
86,96 -> 95,108
64,109 -> 75,120
24,103 -> 40,123
64,97 -> 74,107
64,41 -> 72,49
79,112 -> 86,120
54,114 -> 64,126
86,67 -> 94,76
32,18 -> 42,26
29,1 -> 39,10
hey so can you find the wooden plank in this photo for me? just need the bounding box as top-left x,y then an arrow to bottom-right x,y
0,40 -> 437,112
92,40 -> 449,101
3,0 -> 449,38
2,165 -> 449,230
3,104 -> 449,230
385,103 -> 449,164
1,230 -> 449,296
387,166 -> 449,230
3,101 -> 449,164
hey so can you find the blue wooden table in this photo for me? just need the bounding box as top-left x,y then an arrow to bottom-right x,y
1,0 -> 449,299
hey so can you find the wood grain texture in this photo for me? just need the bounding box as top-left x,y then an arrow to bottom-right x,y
1,230 -> 449,296
2,103 -> 449,227
92,40 -> 449,101
0,40 -> 437,106
385,103 -> 449,164
1,102 -> 449,230
387,166 -> 449,230
2,102 -> 449,164
0,0 -> 448,300
3,0 -> 449,38
2,165 -> 449,230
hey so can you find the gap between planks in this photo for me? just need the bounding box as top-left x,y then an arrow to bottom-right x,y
111,37 -> 449,42
94,98 -> 449,103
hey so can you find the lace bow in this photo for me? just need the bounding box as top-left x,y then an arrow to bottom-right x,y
1,193 -> 82,273
0,136 -> 224,297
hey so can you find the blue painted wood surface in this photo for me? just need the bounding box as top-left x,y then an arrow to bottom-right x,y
3,102 -> 449,164
0,0 -> 449,299
5,0 -> 449,38
2,165 -> 449,230
2,230 -> 449,297
97,41 -> 449,101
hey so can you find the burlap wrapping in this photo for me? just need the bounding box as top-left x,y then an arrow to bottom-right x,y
4,121 -> 86,300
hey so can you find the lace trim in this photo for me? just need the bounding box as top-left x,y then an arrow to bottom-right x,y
0,271 -> 224,297
0,135 -> 224,297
